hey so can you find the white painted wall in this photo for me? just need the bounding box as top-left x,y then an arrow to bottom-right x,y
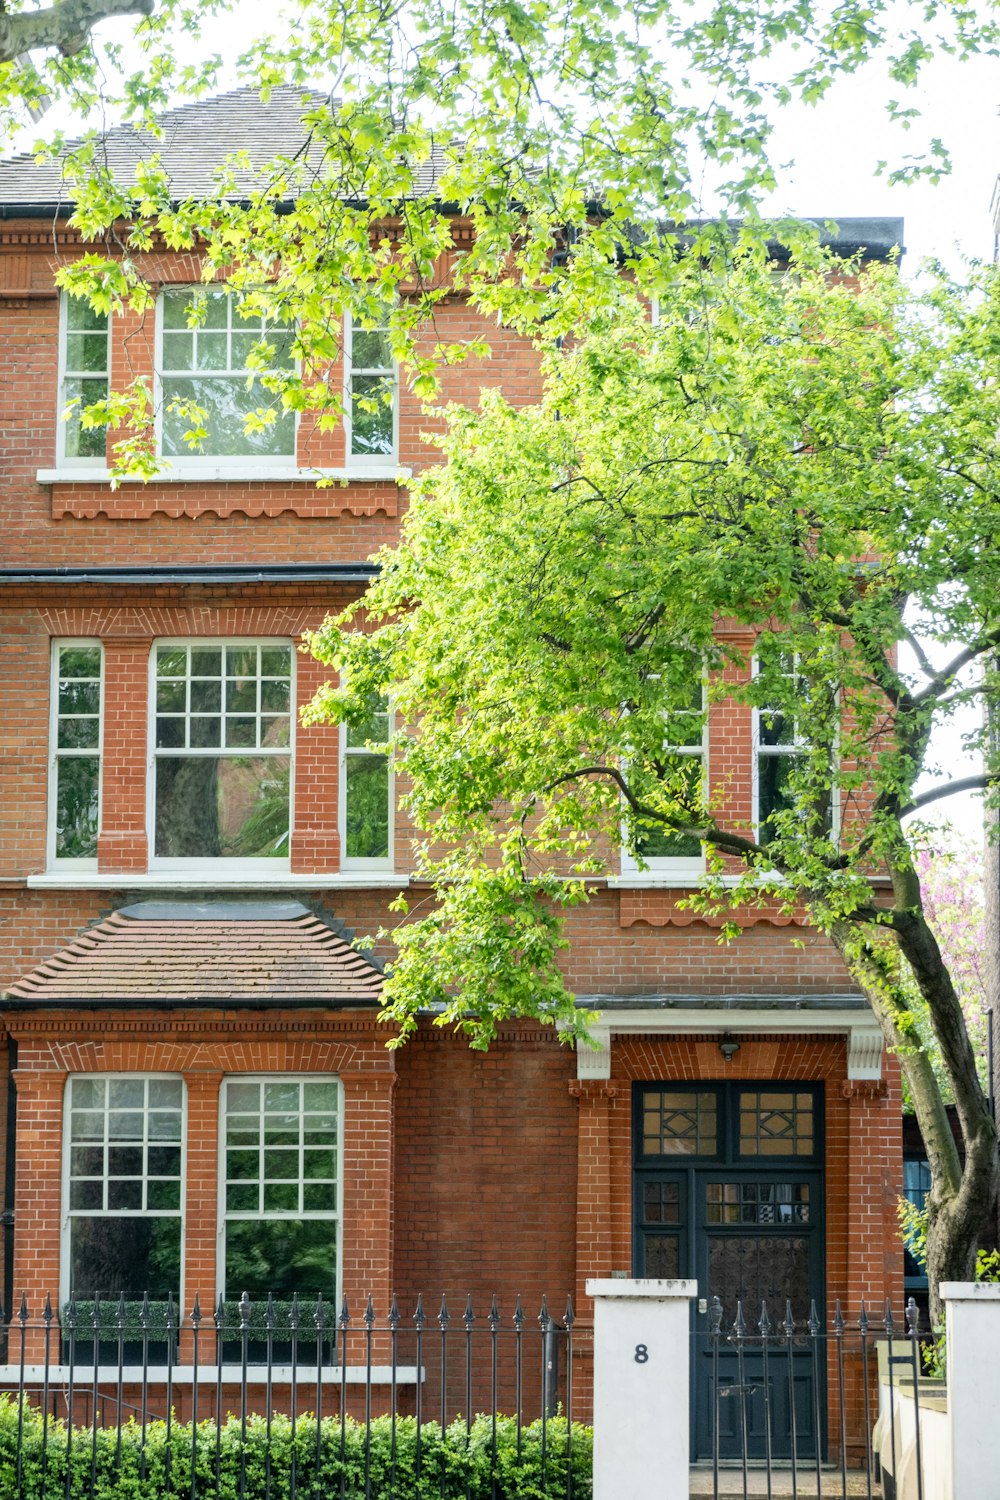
942,1282 -> 1000,1500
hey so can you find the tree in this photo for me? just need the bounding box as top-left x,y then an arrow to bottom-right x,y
305,251 -> 1000,1322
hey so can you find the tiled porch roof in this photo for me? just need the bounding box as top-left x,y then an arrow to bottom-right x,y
1,901 -> 383,1007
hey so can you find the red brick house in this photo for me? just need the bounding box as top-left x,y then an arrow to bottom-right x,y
0,86 -> 904,1455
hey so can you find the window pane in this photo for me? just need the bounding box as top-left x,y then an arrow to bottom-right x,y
350,374 -> 394,456
739,1090 -> 815,1159
162,376 -> 295,458
70,1078 -> 105,1108
154,755 -> 290,858
641,1089 -> 718,1156
109,1079 -> 145,1108
260,648 -> 291,677
346,698 -> 389,747
59,648 -> 102,680
161,331 -> 193,370
65,332 -> 110,373
226,1082 -> 261,1112
62,376 -> 108,459
352,328 -> 392,368
56,757 -> 99,859
224,1219 -> 337,1300
303,1082 -> 339,1112
636,754 -> 702,861
66,299 -> 108,334
345,753 -> 390,860
156,647 -> 188,677
70,1217 -> 181,1300
57,716 -> 100,750
758,752 -> 796,844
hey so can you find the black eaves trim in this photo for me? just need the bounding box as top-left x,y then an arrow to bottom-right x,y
0,564 -> 379,585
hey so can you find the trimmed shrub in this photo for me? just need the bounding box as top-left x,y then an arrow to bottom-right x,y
0,1395 -> 592,1499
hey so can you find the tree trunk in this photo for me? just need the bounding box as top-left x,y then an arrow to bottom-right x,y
830,902 -> 999,1331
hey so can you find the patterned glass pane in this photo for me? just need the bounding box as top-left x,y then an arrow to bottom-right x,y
706,1181 -> 810,1225
739,1091 -> 815,1158
642,1089 -> 718,1156
708,1235 -> 811,1318
642,1180 -> 681,1225
643,1234 -> 680,1278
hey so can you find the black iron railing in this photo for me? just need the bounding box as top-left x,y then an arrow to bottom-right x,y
694,1295 -> 930,1500
0,1292 -> 588,1500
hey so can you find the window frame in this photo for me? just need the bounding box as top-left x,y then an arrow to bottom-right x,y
752,650 -> 804,844
338,695 -> 395,872
48,639 -> 104,870
59,1072 -> 187,1311
146,637 -> 296,876
153,286 -> 299,470
343,309 -> 399,470
56,293 -> 110,468
620,673 -> 708,880
216,1074 -> 344,1306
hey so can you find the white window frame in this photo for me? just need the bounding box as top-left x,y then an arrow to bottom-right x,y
338,696 -> 395,872
620,677 -> 707,880
56,292 -> 110,468
343,310 -> 399,470
147,637 -> 296,876
752,651 -> 839,843
154,286 -> 298,470
48,639 -> 104,871
60,1072 -> 187,1311
216,1075 -> 343,1306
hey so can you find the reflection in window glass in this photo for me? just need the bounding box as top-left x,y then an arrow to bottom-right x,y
641,1088 -> 718,1156
61,298 -> 109,461
160,289 -> 295,459
66,1076 -> 183,1300
347,312 -> 396,458
633,663 -> 705,863
343,696 -> 391,862
153,643 -> 292,860
223,1078 -> 340,1298
53,644 -> 102,859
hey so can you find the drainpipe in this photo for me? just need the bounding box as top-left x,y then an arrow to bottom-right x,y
2,1038 -> 17,1330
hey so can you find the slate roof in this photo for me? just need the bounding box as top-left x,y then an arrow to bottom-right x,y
0,84 -> 449,210
1,901 -> 384,1007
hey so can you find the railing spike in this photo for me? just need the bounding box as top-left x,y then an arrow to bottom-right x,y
808,1299 -> 821,1335
140,1291 -> 151,1332
834,1298 -> 844,1336
413,1294 -> 425,1331
784,1300 -> 795,1338
314,1292 -> 326,1332
214,1293 -> 225,1331
191,1294 -> 202,1328
513,1294 -> 524,1331
239,1290 -> 250,1331
115,1291 -> 127,1331
438,1293 -> 450,1331
759,1300 -> 772,1338
710,1296 -> 723,1335
388,1293 -> 400,1331
289,1292 -> 300,1331
488,1293 -> 500,1331
364,1293 -> 375,1330
92,1292 -> 101,1332
339,1294 -> 351,1330
463,1294 -> 475,1331
65,1298 -> 78,1332
43,1294 -> 53,1326
165,1290 -> 177,1333
564,1295 -> 575,1331
885,1299 -> 895,1338
538,1294 -> 551,1332
859,1298 -> 869,1335
17,1293 -> 27,1326
265,1292 -> 276,1331
733,1299 -> 747,1338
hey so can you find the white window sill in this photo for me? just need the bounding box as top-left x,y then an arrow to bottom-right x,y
0,1363 -> 421,1386
28,872 -> 411,891
37,465 -> 411,485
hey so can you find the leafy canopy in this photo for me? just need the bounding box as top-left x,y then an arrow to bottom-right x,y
9,0 -> 1000,475
305,248 -> 1000,1045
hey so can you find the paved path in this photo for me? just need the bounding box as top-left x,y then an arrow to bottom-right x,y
689,1469 -> 875,1497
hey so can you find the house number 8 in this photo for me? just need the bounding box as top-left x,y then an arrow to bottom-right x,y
634,1344 -> 649,1363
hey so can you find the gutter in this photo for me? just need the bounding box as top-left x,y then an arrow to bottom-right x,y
0,564 -> 379,586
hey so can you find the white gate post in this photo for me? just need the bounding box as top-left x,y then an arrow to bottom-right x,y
942,1281 -> 1000,1500
587,1278 -> 697,1500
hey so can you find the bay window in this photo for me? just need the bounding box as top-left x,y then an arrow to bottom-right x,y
64,1076 -> 184,1305
221,1077 -> 341,1300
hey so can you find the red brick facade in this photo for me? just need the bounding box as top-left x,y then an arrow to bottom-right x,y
0,166 -> 903,1447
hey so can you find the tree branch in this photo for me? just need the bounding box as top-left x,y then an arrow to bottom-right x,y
0,0 -> 153,61
912,626 -> 1000,707
900,773 -> 1000,818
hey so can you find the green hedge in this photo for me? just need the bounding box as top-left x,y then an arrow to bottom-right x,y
0,1395 -> 592,1499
